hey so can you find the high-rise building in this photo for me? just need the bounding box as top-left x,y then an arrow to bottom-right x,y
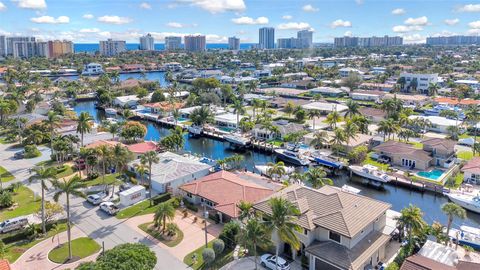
6,37 -> 36,55
334,35 -> 402,47
165,36 -> 182,50
259,27 -> 275,49
139,33 -> 155,50
426,36 -> 480,45
297,30 -> 313,49
277,38 -> 298,49
47,40 -> 74,58
184,35 -> 206,52
0,36 -> 6,57
99,39 -> 126,56
228,36 -> 240,50
12,40 -> 48,58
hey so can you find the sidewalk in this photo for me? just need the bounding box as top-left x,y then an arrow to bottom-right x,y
12,226 -> 100,270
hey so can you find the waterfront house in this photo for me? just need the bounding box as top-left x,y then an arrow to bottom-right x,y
268,97 -> 310,109
214,113 -> 246,130
252,120 -> 305,140
144,101 -> 185,116
358,107 -> 386,123
256,87 -> 310,98
113,95 -> 140,108
408,115 -> 462,134
359,82 -> 395,92
179,170 -> 274,223
309,87 -> 346,97
126,141 -> 158,159
399,73 -> 438,94
127,151 -> 211,194
373,141 -> 433,170
339,67 -> 363,78
253,184 -> 394,270
433,97 -> 480,108
301,101 -> 348,114
461,157 -> 480,184
383,94 -> 430,107
422,138 -> 456,168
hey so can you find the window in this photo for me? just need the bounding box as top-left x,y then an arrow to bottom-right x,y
329,231 -> 341,243
187,193 -> 192,198
303,229 -> 308,235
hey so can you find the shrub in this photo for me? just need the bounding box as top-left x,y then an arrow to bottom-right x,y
166,223 -> 179,237
347,145 -> 368,164
152,193 -> 171,205
385,262 -> 399,270
87,172 -> 99,180
202,248 -> 216,265
24,145 -> 41,159
182,198 -> 198,212
212,239 -> 225,255
219,221 -> 240,248
78,243 -> 156,270
0,190 -> 13,208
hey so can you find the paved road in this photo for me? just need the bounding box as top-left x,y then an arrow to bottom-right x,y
0,142 -> 188,270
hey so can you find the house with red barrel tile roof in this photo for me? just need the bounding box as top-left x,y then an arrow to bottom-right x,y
462,157 -> 480,184
126,141 -> 158,158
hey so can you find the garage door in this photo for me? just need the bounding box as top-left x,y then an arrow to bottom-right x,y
314,258 -> 341,270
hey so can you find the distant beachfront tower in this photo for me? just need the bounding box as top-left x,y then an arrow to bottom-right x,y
165,36 -> 182,51
259,27 -> 275,49
297,30 -> 313,49
99,39 -> 126,56
184,35 -> 206,52
139,33 -> 155,50
228,36 -> 240,50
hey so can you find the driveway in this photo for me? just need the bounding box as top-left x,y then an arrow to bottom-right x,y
220,256 -> 303,270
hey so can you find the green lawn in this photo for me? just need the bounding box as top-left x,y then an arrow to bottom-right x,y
55,165 -> 74,179
48,237 -> 100,263
139,222 -> 184,247
116,199 -> 157,219
362,152 -> 390,171
0,166 -> 15,183
267,140 -> 284,147
183,240 -> 234,270
82,173 -> 122,187
0,186 -> 41,221
458,151 -> 477,161
35,160 -> 57,167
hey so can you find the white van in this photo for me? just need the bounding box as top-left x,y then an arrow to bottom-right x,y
0,216 -> 29,233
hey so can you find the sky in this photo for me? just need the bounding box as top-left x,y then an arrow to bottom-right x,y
1,0 -> 480,44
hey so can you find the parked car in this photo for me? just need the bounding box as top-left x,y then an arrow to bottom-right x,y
13,150 -> 24,159
0,216 -> 29,233
119,182 -> 133,192
86,192 -> 107,205
99,202 -> 119,215
260,254 -> 291,270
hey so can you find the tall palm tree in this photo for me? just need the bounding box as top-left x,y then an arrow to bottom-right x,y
141,151 -> 159,206
43,111 -> 61,153
76,112 -> 93,147
330,128 -> 346,155
266,161 -> 286,181
325,110 -> 341,130
112,144 -> 132,193
441,202 -> 466,245
263,197 -> 301,269
377,119 -> 400,140
344,100 -> 359,118
52,176 -> 85,261
465,105 -> 480,155
309,131 -> 328,149
428,83 -> 439,96
154,201 -> 176,232
97,145 -> 112,191
190,106 -> 214,127
251,98 -> 262,119
232,99 -> 246,130
343,119 -> 359,143
30,166 -> 57,234
172,109 -> 180,126
396,204 -> 427,246
304,167 -> 333,188
107,122 -> 121,139
134,162 -> 149,185
307,110 -> 321,131
238,218 -> 271,270
237,201 -> 253,223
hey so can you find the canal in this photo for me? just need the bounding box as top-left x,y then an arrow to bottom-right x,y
73,101 -> 480,228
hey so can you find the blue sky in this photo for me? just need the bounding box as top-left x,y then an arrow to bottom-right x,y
1,0 -> 480,44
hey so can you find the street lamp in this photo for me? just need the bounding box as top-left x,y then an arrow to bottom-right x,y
203,203 -> 209,248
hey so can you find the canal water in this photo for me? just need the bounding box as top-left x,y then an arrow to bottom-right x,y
73,101 -> 480,228
49,71 -> 169,85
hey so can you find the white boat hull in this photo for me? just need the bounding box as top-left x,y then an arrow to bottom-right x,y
224,135 -> 250,146
188,126 -> 203,135
349,165 -> 391,183
105,108 -> 117,115
447,193 -> 480,214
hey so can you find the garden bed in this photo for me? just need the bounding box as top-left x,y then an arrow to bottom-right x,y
183,239 -> 234,270
0,166 -> 15,183
138,222 -> 183,247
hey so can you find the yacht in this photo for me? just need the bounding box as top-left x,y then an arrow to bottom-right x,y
187,125 -> 203,136
449,225 -> 480,250
341,185 -> 361,194
446,192 -> 480,214
224,132 -> 251,147
274,148 -> 310,166
105,118 -> 118,124
255,165 -> 295,177
312,153 -> 344,169
349,164 -> 392,183
105,108 -> 117,115
82,63 -> 104,76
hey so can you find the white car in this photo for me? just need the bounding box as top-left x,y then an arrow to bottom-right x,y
260,254 -> 290,270
99,202 -> 119,215
86,193 -> 106,205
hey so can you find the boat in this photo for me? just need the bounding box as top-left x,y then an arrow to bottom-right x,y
424,105 -> 465,120
255,165 -> 295,177
105,118 -> 118,124
341,185 -> 361,194
274,148 -> 310,166
105,108 -> 117,115
224,132 -> 251,147
349,164 -> 392,183
312,153 -> 344,169
446,192 -> 480,214
449,225 -> 480,250
187,125 -> 203,136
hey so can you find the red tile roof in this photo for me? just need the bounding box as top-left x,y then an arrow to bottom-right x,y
462,157 -> 480,174
434,97 -> 480,106
180,170 -> 274,218
85,140 -> 123,149
0,260 -> 11,270
127,141 -> 157,154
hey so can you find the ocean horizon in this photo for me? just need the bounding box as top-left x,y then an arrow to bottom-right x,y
74,43 -> 256,53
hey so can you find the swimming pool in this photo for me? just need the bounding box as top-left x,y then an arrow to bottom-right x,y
417,169 -> 444,181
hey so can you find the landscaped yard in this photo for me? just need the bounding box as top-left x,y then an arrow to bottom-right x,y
362,152 -> 390,171
0,166 -> 15,183
458,151 -> 477,161
139,222 -> 184,247
55,165 -> 74,179
0,186 -> 41,221
116,194 -> 175,219
183,239 -> 234,270
48,237 -> 100,263
82,173 -> 122,187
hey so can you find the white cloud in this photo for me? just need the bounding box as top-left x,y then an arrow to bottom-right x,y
392,25 -> 423,33
456,4 -> 480,13
444,18 -> 459,26
79,28 -> 100,33
302,4 -> 318,12
404,16 -> 428,26
231,16 -> 268,25
282,15 -> 292,20
277,22 -> 311,30
97,15 -> 132,25
83,14 -> 94,19
139,2 -> 151,9
391,8 -> 405,15
0,2 -> 6,11
467,29 -> 480,35
344,31 -> 352,37
402,34 -> 425,44
166,22 -> 185,28
177,0 -> 246,14
431,31 -> 456,37
13,0 -> 46,9
30,15 -> 70,24
468,21 -> 480,29
330,19 -> 352,28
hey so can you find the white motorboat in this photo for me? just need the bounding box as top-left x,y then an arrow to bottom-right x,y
274,148 -> 310,166
349,164 -> 392,183
187,125 -> 203,135
105,108 -> 117,115
341,184 -> 361,194
446,192 -> 480,214
255,165 -> 295,177
105,118 -> 118,124
449,225 -> 480,250
224,132 -> 251,147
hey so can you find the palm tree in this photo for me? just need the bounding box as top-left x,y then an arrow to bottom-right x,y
43,111 -> 61,154
52,176 -> 85,261
238,218 -> 271,270
141,151 -> 159,206
465,105 -> 480,155
266,161 -> 286,181
288,172 -> 305,185
344,100 -> 359,118
107,122 -> 121,139
134,162 -> 149,185
307,110 -> 321,131
377,119 -> 400,140
76,112 -> 93,147
251,98 -> 262,119
237,201 -> 253,223
112,144 -> 131,192
396,204 -> 426,246
330,128 -> 346,155
325,110 -> 341,130
30,166 -> 56,234
190,106 -> 214,127
441,202 -> 466,245
304,167 -> 333,188
309,131 -> 328,149
343,119 -> 359,143
263,197 -> 301,269
428,83 -> 439,96
97,145 -> 112,191
232,99 -> 245,130
154,202 -> 176,232
172,109 -> 181,126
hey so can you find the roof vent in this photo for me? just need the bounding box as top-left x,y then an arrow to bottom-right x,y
354,204 -> 358,207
